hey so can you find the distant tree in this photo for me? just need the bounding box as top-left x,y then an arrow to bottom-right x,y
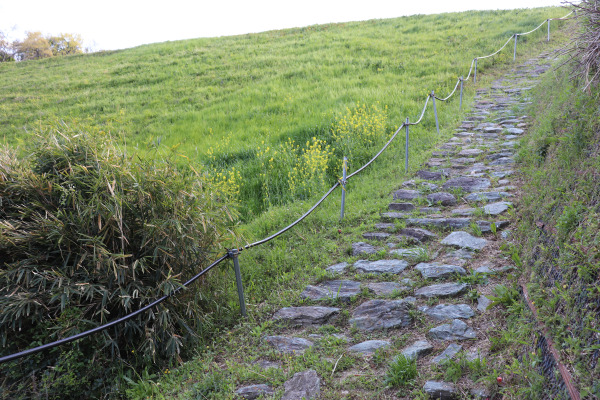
13,31 -> 52,60
47,33 -> 84,56
0,31 -> 14,62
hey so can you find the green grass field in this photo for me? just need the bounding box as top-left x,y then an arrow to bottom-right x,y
0,7 -> 571,217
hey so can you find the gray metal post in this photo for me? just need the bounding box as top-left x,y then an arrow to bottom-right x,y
431,91 -> 439,135
513,34 -> 518,61
405,118 -> 409,173
230,249 -> 247,317
340,157 -> 347,221
547,19 -> 550,42
474,59 -> 478,84
459,77 -> 464,111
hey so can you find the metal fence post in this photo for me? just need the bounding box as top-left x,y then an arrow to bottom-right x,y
547,19 -> 551,42
513,34 -> 518,61
459,77 -> 464,111
405,117 -> 409,173
340,157 -> 347,221
474,58 -> 478,84
229,249 -> 247,317
431,91 -> 439,135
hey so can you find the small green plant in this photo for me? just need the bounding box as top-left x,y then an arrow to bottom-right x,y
470,221 -> 483,237
385,355 -> 417,387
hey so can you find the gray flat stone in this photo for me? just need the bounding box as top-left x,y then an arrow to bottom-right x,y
381,212 -> 410,221
451,207 -> 476,216
326,262 -> 348,274
483,126 -> 503,133
393,189 -> 422,200
351,242 -> 379,256
441,231 -> 488,251
477,220 -> 510,233
432,343 -> 463,364
419,304 -> 475,321
265,336 -> 313,354
366,282 -> 407,296
464,191 -> 512,202
484,201 -> 512,215
415,262 -> 466,279
406,217 -> 471,230
255,360 -> 282,370
362,232 -> 391,241
389,202 -> 415,211
428,319 -> 477,341
506,127 -> 524,134
348,340 -> 391,355
475,265 -> 493,274
273,306 -> 339,326
350,299 -> 413,331
490,170 -> 513,178
477,295 -> 493,313
415,283 -> 468,298
389,247 -> 425,258
282,370 -> 320,400
399,228 -> 437,242
401,340 -> 433,360
301,281 -> 361,301
236,384 -> 275,399
489,157 -> 514,166
375,223 -> 396,232
427,192 -> 457,206
354,259 -> 409,274
447,249 -> 474,259
442,177 -> 491,192
423,381 -> 457,400
417,170 -> 446,181
458,148 -> 483,156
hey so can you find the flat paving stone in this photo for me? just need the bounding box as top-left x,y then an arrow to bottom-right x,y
441,231 -> 488,251
389,247 -> 425,258
273,306 -> 339,326
484,201 -> 512,215
432,343 -> 463,364
374,223 -> 395,232
399,228 -> 437,242
389,202 -> 415,211
362,232 -> 391,241
458,148 -> 483,156
354,259 -> 409,274
282,370 -> 320,400
301,281 -> 361,301
351,242 -> 379,256
417,170 -> 446,181
427,192 -> 457,206
265,336 -> 313,354
464,191 -> 512,203
401,340 -> 433,360
326,262 -> 348,274
406,217 -> 471,230
415,262 -> 466,279
348,340 -> 391,355
415,283 -> 468,298
366,282 -> 407,296
489,157 -> 515,166
428,319 -> 477,341
423,381 -> 457,400
418,304 -> 475,321
477,220 -> 510,233
350,299 -> 414,331
236,384 -> 275,399
393,189 -> 422,200
381,212 -> 410,221
442,177 -> 491,192
506,127 -> 524,134
477,295 -> 493,313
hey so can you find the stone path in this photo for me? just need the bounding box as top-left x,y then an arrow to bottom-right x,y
235,53 -> 556,399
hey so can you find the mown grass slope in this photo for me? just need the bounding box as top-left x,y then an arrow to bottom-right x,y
1,7 -> 567,158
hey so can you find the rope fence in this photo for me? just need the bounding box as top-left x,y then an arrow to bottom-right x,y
0,8 -> 574,365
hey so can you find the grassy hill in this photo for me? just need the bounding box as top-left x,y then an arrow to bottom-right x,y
0,7 -> 567,156
0,7 -> 571,218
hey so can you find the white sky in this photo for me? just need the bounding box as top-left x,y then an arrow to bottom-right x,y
0,0 -> 567,51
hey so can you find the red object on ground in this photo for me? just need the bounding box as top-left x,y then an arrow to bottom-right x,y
497,376 -> 503,385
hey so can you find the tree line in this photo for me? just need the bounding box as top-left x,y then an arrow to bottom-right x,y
0,30 -> 85,62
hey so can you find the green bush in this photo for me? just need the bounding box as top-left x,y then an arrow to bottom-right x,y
0,126 -> 237,398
